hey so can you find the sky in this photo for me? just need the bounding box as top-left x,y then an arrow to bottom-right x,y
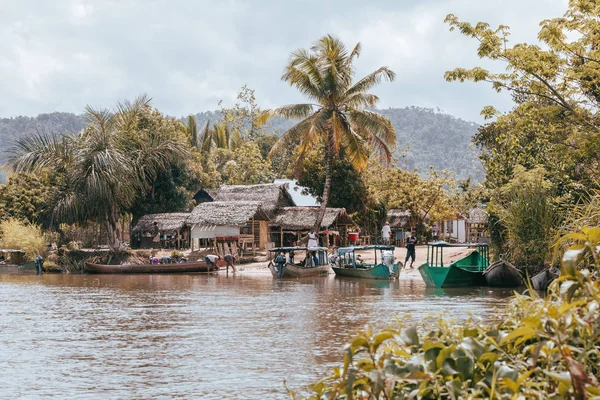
0,0 -> 569,122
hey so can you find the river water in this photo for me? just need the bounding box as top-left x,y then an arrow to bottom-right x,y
0,272 -> 515,399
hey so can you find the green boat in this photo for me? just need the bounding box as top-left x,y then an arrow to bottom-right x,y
331,245 -> 401,280
418,242 -> 490,288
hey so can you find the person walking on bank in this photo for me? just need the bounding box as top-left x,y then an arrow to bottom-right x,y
405,232 -> 418,269
224,253 -> 236,274
273,251 -> 286,279
35,255 -> 44,275
381,221 -> 391,245
205,254 -> 220,271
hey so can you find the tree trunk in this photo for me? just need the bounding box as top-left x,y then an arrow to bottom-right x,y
105,208 -> 123,254
313,134 -> 333,247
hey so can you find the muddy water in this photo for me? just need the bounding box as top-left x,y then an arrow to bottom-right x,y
0,272 -> 515,399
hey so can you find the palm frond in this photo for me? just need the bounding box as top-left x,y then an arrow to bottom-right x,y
264,104 -> 317,121
200,120 -> 213,154
187,115 -> 198,147
349,109 -> 396,145
337,113 -> 369,171
268,110 -> 325,158
344,92 -> 380,108
8,131 -> 74,173
345,67 -> 396,97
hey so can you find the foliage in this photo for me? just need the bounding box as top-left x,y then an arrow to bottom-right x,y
222,142 -> 274,185
263,35 -> 396,232
366,160 -> 456,233
300,227 -> 600,399
0,218 -> 47,260
171,250 -> 184,262
445,2 -> 600,202
0,172 -> 56,228
490,166 -> 558,271
9,95 -> 190,253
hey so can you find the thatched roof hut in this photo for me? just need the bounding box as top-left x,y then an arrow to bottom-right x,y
272,207 -> 355,230
132,213 -> 190,233
186,201 -> 269,227
193,188 -> 216,204
387,209 -> 411,229
214,183 -> 295,218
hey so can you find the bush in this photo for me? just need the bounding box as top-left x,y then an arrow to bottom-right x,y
42,260 -> 62,273
300,227 -> 599,399
0,218 -> 47,261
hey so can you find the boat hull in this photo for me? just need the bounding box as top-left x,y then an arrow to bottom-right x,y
84,261 -> 222,274
531,269 -> 559,291
483,261 -> 524,287
419,264 -> 486,288
269,262 -> 330,278
332,263 -> 398,280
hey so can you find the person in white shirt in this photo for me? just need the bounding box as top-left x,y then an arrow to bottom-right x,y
381,222 -> 391,245
205,254 -> 220,271
307,230 -> 319,248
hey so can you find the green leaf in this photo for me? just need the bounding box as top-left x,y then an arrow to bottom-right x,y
402,324 -> 420,347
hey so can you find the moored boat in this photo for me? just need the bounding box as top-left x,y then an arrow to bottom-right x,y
84,261 -> 221,274
268,247 -> 330,278
331,245 -> 400,280
483,260 -> 524,287
418,242 -> 490,288
531,268 -> 559,291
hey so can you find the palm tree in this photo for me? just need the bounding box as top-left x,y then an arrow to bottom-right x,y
186,115 -> 198,147
10,95 -> 189,253
263,35 -> 396,236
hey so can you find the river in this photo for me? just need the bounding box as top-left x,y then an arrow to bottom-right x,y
0,272 -> 515,399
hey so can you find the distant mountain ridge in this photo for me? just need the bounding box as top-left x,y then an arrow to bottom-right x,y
0,107 -> 482,183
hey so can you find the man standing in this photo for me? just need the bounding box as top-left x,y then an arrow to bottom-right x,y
381,222 -> 391,245
35,255 -> 44,275
273,251 -> 286,279
432,223 -> 439,241
205,254 -> 220,271
405,232 -> 418,269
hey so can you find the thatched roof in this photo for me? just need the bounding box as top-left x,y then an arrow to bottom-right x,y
186,201 -> 269,227
387,209 -> 411,229
214,183 -> 295,217
468,207 -> 488,224
272,207 -> 355,230
132,213 -> 190,233
193,188 -> 216,204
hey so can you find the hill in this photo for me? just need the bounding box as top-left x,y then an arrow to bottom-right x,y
0,107 -> 482,183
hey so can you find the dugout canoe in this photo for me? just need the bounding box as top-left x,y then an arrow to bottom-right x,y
84,261 -> 222,274
483,260 -> 524,287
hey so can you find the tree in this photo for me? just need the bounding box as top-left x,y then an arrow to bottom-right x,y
10,96 -> 190,253
0,172 -> 56,228
186,115 -> 198,147
263,35 -> 396,236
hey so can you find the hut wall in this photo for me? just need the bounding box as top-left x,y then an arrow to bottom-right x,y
259,220 -> 268,249
191,225 -> 239,240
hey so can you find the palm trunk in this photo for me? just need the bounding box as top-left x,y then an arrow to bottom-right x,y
313,135 -> 333,247
105,208 -> 123,253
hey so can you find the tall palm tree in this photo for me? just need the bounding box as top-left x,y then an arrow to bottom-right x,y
10,95 -> 188,253
263,35 -> 396,235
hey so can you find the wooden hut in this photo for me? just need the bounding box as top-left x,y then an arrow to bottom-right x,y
186,201 -> 270,252
387,209 -> 411,246
131,213 -> 190,249
467,207 -> 489,242
271,207 -> 356,247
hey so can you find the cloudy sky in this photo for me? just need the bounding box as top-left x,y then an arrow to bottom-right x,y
1,0 -> 568,122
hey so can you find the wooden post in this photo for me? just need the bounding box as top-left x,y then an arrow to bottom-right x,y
251,217 -> 255,255
280,228 -> 283,248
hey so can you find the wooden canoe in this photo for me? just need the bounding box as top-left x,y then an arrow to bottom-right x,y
84,261 -> 223,274
268,261 -> 330,278
331,263 -> 399,280
483,260 -> 524,287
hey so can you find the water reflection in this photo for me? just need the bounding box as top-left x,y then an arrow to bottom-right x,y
0,273 -> 514,399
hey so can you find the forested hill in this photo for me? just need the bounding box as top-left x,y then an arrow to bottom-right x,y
0,107 -> 482,183
193,106 -> 483,181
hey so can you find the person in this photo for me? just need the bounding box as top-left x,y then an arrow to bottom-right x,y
35,255 -> 44,275
160,255 -> 172,264
432,223 -> 440,241
381,222 -> 391,245
356,254 -> 363,266
205,254 -> 220,271
307,230 -> 319,248
224,253 -> 236,274
405,231 -> 418,269
273,251 -> 286,279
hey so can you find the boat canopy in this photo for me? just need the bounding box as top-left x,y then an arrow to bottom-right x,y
336,245 -> 395,253
427,241 -> 488,248
268,246 -> 328,252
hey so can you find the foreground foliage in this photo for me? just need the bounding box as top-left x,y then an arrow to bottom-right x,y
300,228 -> 599,399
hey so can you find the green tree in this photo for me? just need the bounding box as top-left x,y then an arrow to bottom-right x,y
10,95 -> 190,253
0,172 -> 56,228
263,35 -> 396,235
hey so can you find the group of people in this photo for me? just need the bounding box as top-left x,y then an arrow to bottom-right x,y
204,253 -> 237,273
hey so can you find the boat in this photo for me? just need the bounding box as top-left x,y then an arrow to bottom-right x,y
483,260 -> 524,287
418,242 -> 490,288
531,268 -> 559,291
330,245 -> 400,280
84,261 -> 222,274
268,247 -> 330,278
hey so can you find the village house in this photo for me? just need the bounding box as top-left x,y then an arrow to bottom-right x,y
131,212 -> 190,249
